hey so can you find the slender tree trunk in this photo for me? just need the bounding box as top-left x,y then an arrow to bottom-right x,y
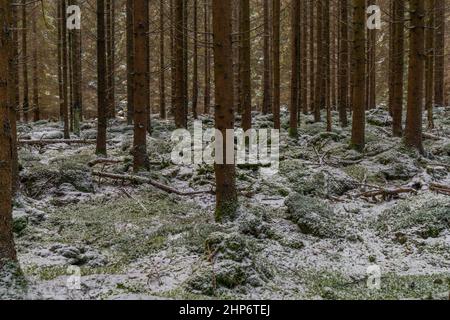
0,0 -> 17,264
182,0 -> 188,123
366,0 -> 376,110
57,0 -> 63,122
313,0 -> 323,122
262,0 -> 271,115
60,0 -> 69,138
300,0 -> 308,115
174,0 -> 186,128
9,0 -> 18,195
404,0 -> 425,153
126,0 -> 134,125
425,0 -> 435,129
160,0 -> 166,119
233,0 -> 241,115
106,0 -> 115,119
289,0 -> 300,136
32,7 -> 39,121
170,0 -> 176,115
338,0 -> 349,127
240,0 -> 252,132
212,0 -> 237,222
308,0 -> 315,113
133,0 -> 150,171
434,0 -> 445,107
96,0 -> 107,156
192,0 -> 198,119
203,0 -> 211,114
70,0 -> 82,135
323,1 -> 331,131
272,0 -> 280,129
21,0 -> 29,123
391,0 -> 405,137
350,0 -> 366,151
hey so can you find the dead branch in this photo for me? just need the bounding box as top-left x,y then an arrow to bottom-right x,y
357,187 -> 417,201
19,139 -> 97,147
429,183 -> 450,196
92,171 -> 214,196
88,158 -> 123,167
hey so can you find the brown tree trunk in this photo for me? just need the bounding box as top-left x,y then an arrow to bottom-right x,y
300,0 -> 308,115
32,7 -> 39,121
391,0 -> 405,137
350,0 -> 366,151
96,0 -> 107,156
61,0 -> 69,138
0,0 -> 17,264
433,0 -> 445,107
126,0 -> 134,125
174,0 -> 186,128
192,0 -> 198,119
70,0 -> 82,135
203,0 -> 211,114
9,0 -> 18,195
313,0 -> 323,122
160,0 -> 166,119
240,0 -> 252,132
308,0 -> 315,113
212,0 -> 237,222
272,0 -> 280,129
182,0 -> 188,123
106,0 -> 115,119
338,0 -> 349,127
323,1 -> 331,132
21,0 -> 29,123
404,0 -> 425,153
57,0 -> 63,122
289,0 -> 300,136
425,0 -> 435,129
133,0 -> 150,171
366,0 -> 376,110
262,0 -> 271,115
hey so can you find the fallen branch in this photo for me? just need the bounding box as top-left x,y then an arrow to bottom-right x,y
429,183 -> 450,196
88,158 -> 123,167
92,171 -> 214,196
358,187 -> 417,201
423,133 -> 442,141
19,139 -> 96,146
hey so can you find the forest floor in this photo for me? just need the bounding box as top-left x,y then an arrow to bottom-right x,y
1,106 -> 450,300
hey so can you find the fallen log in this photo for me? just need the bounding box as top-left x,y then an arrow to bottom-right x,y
92,171 -> 214,196
358,187 -> 417,201
19,139 -> 96,146
88,158 -> 123,167
429,183 -> 450,196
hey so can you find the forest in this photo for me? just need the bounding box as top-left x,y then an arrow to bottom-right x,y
0,0 -> 449,301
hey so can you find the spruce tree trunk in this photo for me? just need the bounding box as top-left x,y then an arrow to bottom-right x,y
0,0 -> 17,264
21,0 -> 29,123
133,0 -> 150,171
338,0 -> 349,127
203,0 -> 211,114
289,0 -> 300,136
308,0 -> 315,113
96,0 -> 107,156
240,0 -> 252,132
126,0 -> 134,125
192,0 -> 198,119
300,0 -> 308,115
32,9 -> 39,121
323,1 -> 331,132
313,0 -> 323,122
405,0 -> 425,153
272,0 -> 280,129
433,0 -> 445,107
350,0 -> 366,151
70,0 -> 82,135
212,0 -> 237,222
425,0 -> 435,129
262,0 -> 271,115
160,0 -> 166,119
61,0 -> 69,138
174,0 -> 186,128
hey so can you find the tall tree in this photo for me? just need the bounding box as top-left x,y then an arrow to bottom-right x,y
390,0 -> 405,137
126,0 -> 134,125
308,0 -> 315,112
70,0 -> 82,135
425,0 -> 435,129
174,0 -> 186,128
240,0 -> 252,132
106,0 -> 115,119
300,0 -> 308,115
192,0 -> 198,119
338,0 -> 349,127
313,0 -> 324,123
323,0 -> 331,131
159,0 -> 166,119
289,0 -> 300,136
366,1 -> 376,110
21,0 -> 29,123
434,0 -> 445,107
350,0 -> 366,151
57,0 -> 63,122
404,0 -> 425,153
61,0 -> 69,138
96,0 -> 107,156
212,0 -> 237,222
0,0 -> 17,264
203,0 -> 211,114
133,0 -> 150,171
262,0 -> 271,115
272,0 -> 280,129
32,6 -> 39,121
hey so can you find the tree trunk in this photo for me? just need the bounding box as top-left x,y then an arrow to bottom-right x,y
203,0 -> 211,114
212,0 -> 237,222
70,0 -> 82,135
174,0 -> 186,128
350,0 -> 366,151
0,0 -> 17,264
32,7 -> 39,121
300,0 -> 308,115
61,0 -> 69,138
338,0 -> 349,127
289,0 -> 300,136
425,0 -> 435,129
262,0 -> 271,115
433,0 -> 445,107
96,0 -> 107,156
106,0 -> 115,119
9,0 -> 18,195
308,0 -> 315,113
366,0 -> 376,110
391,0 -> 405,137
159,0 -> 166,119
192,0 -> 198,119
404,0 -> 425,153
272,0 -> 280,129
240,0 -> 252,132
126,0 -> 134,125
21,0 -> 29,123
133,0 -> 150,171
323,1 -> 331,132
313,0 -> 323,122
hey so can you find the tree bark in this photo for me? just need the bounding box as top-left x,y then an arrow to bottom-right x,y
32,6 -> 39,121
126,0 -> 134,125
203,0 -> 211,114
350,0 -> 366,151
240,0 -> 252,132
160,0 -> 166,119
404,0 -> 425,153
21,0 -> 29,123
61,0 -> 69,138
96,0 -> 107,156
192,0 -> 198,119
433,0 -> 445,107
212,0 -> 238,222
338,0 -> 349,127
133,0 -> 150,171
313,0 -> 324,122
425,0 -> 435,129
174,0 -> 186,128
289,0 -> 300,136
272,0 -> 280,129
262,0 -> 271,115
